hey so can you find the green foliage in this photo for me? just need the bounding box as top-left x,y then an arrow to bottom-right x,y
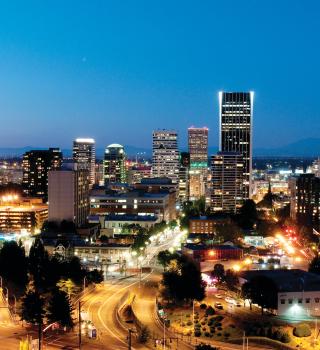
237,199 -> 258,229
281,332 -> 291,343
205,306 -> 215,316
293,323 -> 311,337
194,330 -> 201,337
47,289 -> 74,328
161,255 -> 206,303
86,269 -> 104,284
21,290 -> 45,325
157,250 -> 179,270
28,238 -> 49,290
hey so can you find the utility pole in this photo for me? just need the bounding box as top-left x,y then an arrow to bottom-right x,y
128,329 -> 134,350
78,301 -> 81,349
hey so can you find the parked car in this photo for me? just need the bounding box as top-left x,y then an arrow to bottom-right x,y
225,296 -> 236,304
214,302 -> 223,309
215,294 -> 223,299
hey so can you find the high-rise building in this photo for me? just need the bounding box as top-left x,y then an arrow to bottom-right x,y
152,130 -> 179,184
103,144 -> 127,185
188,127 -> 209,200
188,127 -> 208,166
73,138 -> 96,186
210,152 -> 244,213
291,174 -> 320,230
219,91 -> 253,199
179,152 -> 190,203
48,169 -> 90,227
22,148 -> 62,199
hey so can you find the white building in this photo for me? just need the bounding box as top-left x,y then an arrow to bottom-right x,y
152,130 -> 179,184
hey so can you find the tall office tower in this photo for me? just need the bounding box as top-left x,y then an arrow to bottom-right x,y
48,169 -> 90,227
152,130 -> 179,184
73,138 -> 96,186
188,127 -> 209,200
179,152 -> 190,203
219,91 -> 254,199
292,174 -> 320,230
103,144 -> 127,185
210,152 -> 244,213
22,148 -> 62,199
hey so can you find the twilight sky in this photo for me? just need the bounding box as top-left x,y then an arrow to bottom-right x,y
0,0 -> 319,150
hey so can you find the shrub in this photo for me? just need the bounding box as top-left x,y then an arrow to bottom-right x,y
215,322 -> 222,327
202,327 -> 206,331
214,315 -> 224,322
200,303 -> 207,309
224,332 -> 230,338
194,330 -> 201,337
217,326 -> 222,331
205,331 -> 210,337
293,323 -> 311,337
281,332 -> 291,343
267,327 -> 273,339
217,333 -> 222,336
259,328 -> 266,337
272,330 -> 282,341
210,327 -> 215,333
205,306 -> 215,316
181,322 -> 186,327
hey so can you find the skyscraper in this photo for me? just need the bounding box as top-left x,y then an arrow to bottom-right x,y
219,91 -> 253,199
188,127 -> 209,200
103,144 -> 127,185
179,152 -> 190,203
48,169 -> 90,227
210,152 -> 244,213
22,148 -> 62,199
152,130 -> 179,184
73,138 -> 96,186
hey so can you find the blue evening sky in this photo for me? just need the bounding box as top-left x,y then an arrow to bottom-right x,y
0,0 -> 319,150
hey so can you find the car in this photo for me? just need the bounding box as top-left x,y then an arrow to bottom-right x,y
225,296 -> 236,304
235,301 -> 241,307
214,302 -> 223,309
215,294 -> 223,299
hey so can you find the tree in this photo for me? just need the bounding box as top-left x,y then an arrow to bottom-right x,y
241,275 -> 278,314
196,345 -> 219,350
21,290 -> 45,325
56,279 -> 76,299
161,255 -> 206,303
0,240 -> 28,289
28,238 -> 49,290
63,256 -> 85,284
238,200 -> 258,229
86,269 -> 104,284
157,250 -> 179,270
308,256 -> 320,274
47,289 -> 74,328
211,263 -> 225,282
225,269 -> 239,290
138,325 -> 150,343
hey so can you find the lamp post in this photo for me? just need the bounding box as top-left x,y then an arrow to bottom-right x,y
83,276 -> 87,292
4,287 -> 8,306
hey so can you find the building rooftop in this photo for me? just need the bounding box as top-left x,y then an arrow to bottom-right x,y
104,214 -> 158,222
240,269 -> 320,292
183,243 -> 242,251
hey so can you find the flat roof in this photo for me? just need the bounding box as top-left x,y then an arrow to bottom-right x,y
240,269 -> 320,292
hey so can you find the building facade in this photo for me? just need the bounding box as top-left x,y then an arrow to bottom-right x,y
219,91 -> 253,199
103,144 -> 127,186
48,169 -> 90,226
152,130 -> 179,184
73,138 -> 96,186
22,148 -> 62,199
211,152 -> 244,213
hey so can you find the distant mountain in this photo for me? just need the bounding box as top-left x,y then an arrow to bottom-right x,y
0,138 -> 318,158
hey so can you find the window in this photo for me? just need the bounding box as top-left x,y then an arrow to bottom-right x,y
280,299 -> 285,305
298,299 -> 303,304
315,298 -> 320,303
306,298 -> 310,304
288,299 -> 293,304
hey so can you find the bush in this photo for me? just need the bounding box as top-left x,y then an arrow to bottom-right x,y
205,331 -> 210,337
210,327 -> 215,333
281,332 -> 291,343
200,303 -> 207,309
224,332 -> 230,338
215,322 -> 222,327
293,323 -> 311,337
194,330 -> 201,337
138,326 -> 150,343
217,326 -> 222,331
217,333 -> 222,336
205,306 -> 215,316
214,315 -> 224,322
181,322 -> 186,327
272,330 -> 282,341
259,327 -> 266,337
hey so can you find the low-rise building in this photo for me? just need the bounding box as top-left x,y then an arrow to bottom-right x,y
239,269 -> 320,317
182,243 -> 243,262
189,215 -> 231,235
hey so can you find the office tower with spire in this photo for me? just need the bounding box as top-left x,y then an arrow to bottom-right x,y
73,138 -> 96,186
219,91 -> 254,199
152,130 -> 179,184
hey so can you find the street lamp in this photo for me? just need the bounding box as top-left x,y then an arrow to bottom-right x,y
83,276 -> 87,292
4,287 -> 8,306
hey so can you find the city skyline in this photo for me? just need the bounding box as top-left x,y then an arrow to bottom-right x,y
0,1 -> 319,150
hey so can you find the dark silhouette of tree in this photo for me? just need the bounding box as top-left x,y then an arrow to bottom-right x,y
211,263 -> 225,282
47,289 -> 74,328
0,240 -> 28,289
86,269 -> 104,284
196,345 -> 219,350
241,275 -> 278,314
225,269 -> 239,290
62,256 -> 85,285
21,290 -> 45,324
157,250 -> 179,271
237,199 -> 258,229
309,256 -> 320,274
29,238 -> 49,290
